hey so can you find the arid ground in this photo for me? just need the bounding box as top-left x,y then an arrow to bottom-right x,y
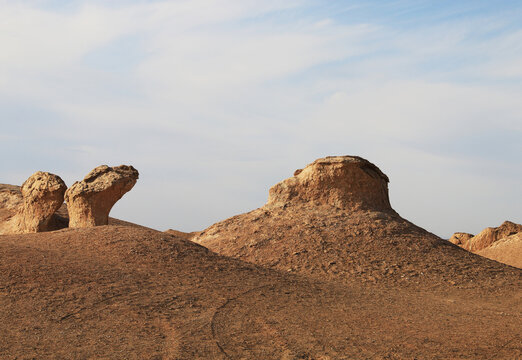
1,157 -> 520,359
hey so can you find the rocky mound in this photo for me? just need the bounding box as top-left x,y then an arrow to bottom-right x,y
194,156 -> 521,288
65,165 -> 139,228
1,226 -> 521,358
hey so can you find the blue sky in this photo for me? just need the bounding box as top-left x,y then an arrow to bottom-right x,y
1,0 -> 521,237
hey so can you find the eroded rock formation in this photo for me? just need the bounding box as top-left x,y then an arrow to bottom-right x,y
450,221 -> 522,268
3,172 -> 67,234
477,232 -> 522,268
0,184 -> 23,210
267,156 -> 391,211
467,221 -> 522,252
65,165 -> 139,228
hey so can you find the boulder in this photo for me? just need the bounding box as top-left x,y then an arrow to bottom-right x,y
267,156 -> 391,211
65,165 -> 139,228
6,172 -> 67,233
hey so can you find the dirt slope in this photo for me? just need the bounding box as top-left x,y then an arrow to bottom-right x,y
194,156 -> 521,289
1,226 -> 521,359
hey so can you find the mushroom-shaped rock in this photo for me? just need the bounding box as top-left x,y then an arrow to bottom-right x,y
65,165 -> 139,228
267,155 -> 391,211
448,232 -> 474,249
13,172 -> 66,233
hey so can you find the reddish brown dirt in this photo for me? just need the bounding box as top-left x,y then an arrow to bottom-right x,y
194,204 -> 521,290
1,225 -> 521,359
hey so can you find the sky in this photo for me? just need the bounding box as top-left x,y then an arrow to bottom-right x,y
1,0 -> 521,238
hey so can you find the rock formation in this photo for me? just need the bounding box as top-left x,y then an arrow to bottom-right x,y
65,165 -> 139,228
267,156 -> 391,211
0,184 -> 23,210
476,232 -> 522,268
448,232 -> 474,248
466,221 -> 522,252
450,221 -> 522,268
1,172 -> 67,234
194,155 -> 505,287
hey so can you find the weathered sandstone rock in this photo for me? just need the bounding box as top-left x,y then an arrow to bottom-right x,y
448,232 -> 474,248
65,165 -> 139,228
466,221 -> 522,252
267,156 -> 391,211
6,172 -> 67,233
476,232 -> 522,268
0,184 -> 23,210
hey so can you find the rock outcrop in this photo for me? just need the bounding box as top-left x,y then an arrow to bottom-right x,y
267,156 -> 391,211
477,232 -> 522,268
466,221 -> 522,252
194,155 -> 504,287
2,172 -> 67,234
450,221 -> 522,268
448,232 -> 474,248
65,165 -> 139,228
0,184 -> 23,210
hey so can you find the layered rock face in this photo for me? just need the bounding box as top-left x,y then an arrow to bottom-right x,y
195,155 -> 509,287
65,165 -> 139,228
267,156 -> 391,211
8,172 -> 66,233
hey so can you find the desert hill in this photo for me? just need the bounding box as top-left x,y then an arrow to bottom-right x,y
1,225 -> 521,359
194,156 -> 521,289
